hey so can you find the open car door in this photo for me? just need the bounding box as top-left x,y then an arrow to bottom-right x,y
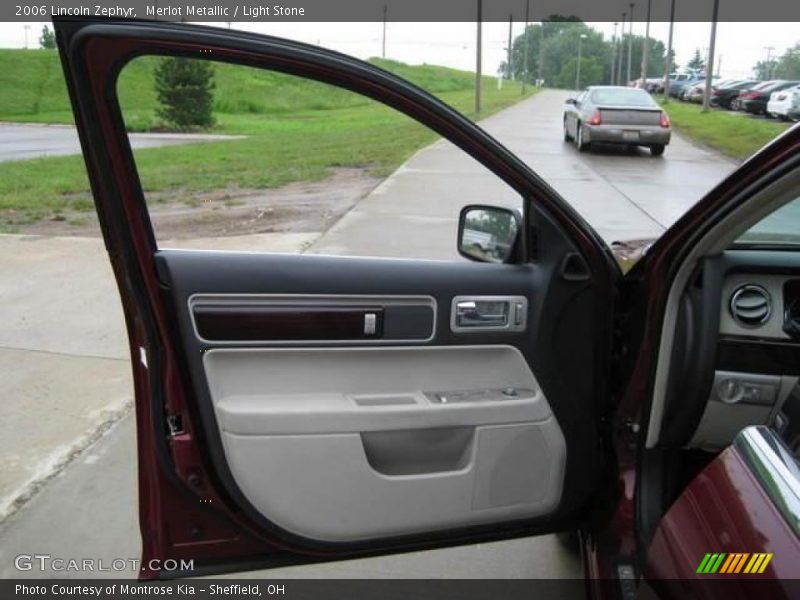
54,17 -> 620,578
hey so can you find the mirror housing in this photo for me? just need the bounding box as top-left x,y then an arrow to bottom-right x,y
457,205 -> 521,264
565,97 -> 578,105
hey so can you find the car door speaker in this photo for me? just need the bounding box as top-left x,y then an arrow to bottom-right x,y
472,423 -> 551,510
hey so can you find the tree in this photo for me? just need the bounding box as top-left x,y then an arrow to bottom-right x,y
554,56 -> 605,89
154,57 -> 215,130
774,44 -> 800,79
665,48 -> 678,73
509,17 -> 587,85
687,48 -> 705,73
753,59 -> 778,81
39,25 -> 55,49
507,19 -> 666,89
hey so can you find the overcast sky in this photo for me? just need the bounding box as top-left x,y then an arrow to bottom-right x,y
0,21 -> 796,81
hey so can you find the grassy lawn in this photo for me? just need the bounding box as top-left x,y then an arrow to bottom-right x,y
0,51 -> 535,230
658,97 -> 792,161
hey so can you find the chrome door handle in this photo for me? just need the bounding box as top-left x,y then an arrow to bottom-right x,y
455,301 -> 508,327
451,296 -> 528,332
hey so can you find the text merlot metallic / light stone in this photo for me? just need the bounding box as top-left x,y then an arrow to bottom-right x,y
146,4 -> 306,18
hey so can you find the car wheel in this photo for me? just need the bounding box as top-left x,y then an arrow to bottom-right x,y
575,123 -> 590,152
563,118 -> 572,141
650,144 -> 665,157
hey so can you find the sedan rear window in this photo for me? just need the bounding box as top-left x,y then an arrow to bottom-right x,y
590,89 -> 657,107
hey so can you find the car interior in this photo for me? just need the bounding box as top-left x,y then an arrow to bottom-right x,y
638,167 -> 800,547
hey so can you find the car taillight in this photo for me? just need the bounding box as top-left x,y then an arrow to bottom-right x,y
588,110 -> 602,126
659,112 -> 670,128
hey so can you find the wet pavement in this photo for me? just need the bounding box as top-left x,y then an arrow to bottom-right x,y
0,123 -> 241,162
310,89 -> 737,257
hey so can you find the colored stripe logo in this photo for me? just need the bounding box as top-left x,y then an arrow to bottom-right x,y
696,552 -> 773,574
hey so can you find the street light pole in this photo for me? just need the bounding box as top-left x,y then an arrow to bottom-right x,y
618,12 -> 627,84
521,0 -> 530,94
611,22 -> 618,85
763,47 -> 774,80
538,19 -> 546,86
475,0 -> 482,115
640,0 -> 652,85
382,5 -> 387,59
576,33 -> 587,91
507,13 -> 513,79
626,3 -> 635,85
702,0 -> 719,112
663,0 -> 676,102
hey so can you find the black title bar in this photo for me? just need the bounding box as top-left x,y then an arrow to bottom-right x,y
7,0 -> 800,22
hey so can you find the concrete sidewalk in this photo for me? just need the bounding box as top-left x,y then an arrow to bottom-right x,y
0,232 -> 315,521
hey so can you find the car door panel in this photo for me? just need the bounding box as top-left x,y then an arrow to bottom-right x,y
55,17 -> 619,575
155,248 -> 588,547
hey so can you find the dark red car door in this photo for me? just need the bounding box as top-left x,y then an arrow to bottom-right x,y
54,17 -> 621,578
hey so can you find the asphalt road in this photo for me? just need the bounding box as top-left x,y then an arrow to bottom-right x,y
0,123 -> 241,162
0,89 -> 740,581
311,89 -> 737,257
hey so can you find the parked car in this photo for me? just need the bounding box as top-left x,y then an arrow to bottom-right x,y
54,16 -> 800,596
639,78 -> 663,93
731,80 -> 777,110
684,78 -> 723,103
667,76 -> 697,98
563,86 -> 671,155
790,102 -> 800,122
766,84 -> 800,120
679,78 -> 707,101
711,80 -> 758,109
741,80 -> 800,115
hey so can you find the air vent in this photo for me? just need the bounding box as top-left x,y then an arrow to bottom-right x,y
729,284 -> 771,327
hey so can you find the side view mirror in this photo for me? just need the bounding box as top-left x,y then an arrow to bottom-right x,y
457,205 -> 521,264
565,97 -> 577,105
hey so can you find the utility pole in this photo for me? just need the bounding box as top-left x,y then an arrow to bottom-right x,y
618,12 -> 626,85
521,0 -> 530,94
763,47 -> 774,80
507,13 -> 513,79
576,34 -> 587,91
716,54 -> 722,78
663,0 -> 676,102
23,25 -> 30,49
611,22 -> 618,85
702,0 -> 719,112
640,0 -> 651,85
626,3 -> 635,85
382,5 -> 387,59
538,19 -> 546,87
475,0 -> 482,114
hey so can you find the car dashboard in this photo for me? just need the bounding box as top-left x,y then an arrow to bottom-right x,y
689,250 -> 800,453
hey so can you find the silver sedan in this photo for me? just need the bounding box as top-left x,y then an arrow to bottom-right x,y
563,86 -> 672,156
